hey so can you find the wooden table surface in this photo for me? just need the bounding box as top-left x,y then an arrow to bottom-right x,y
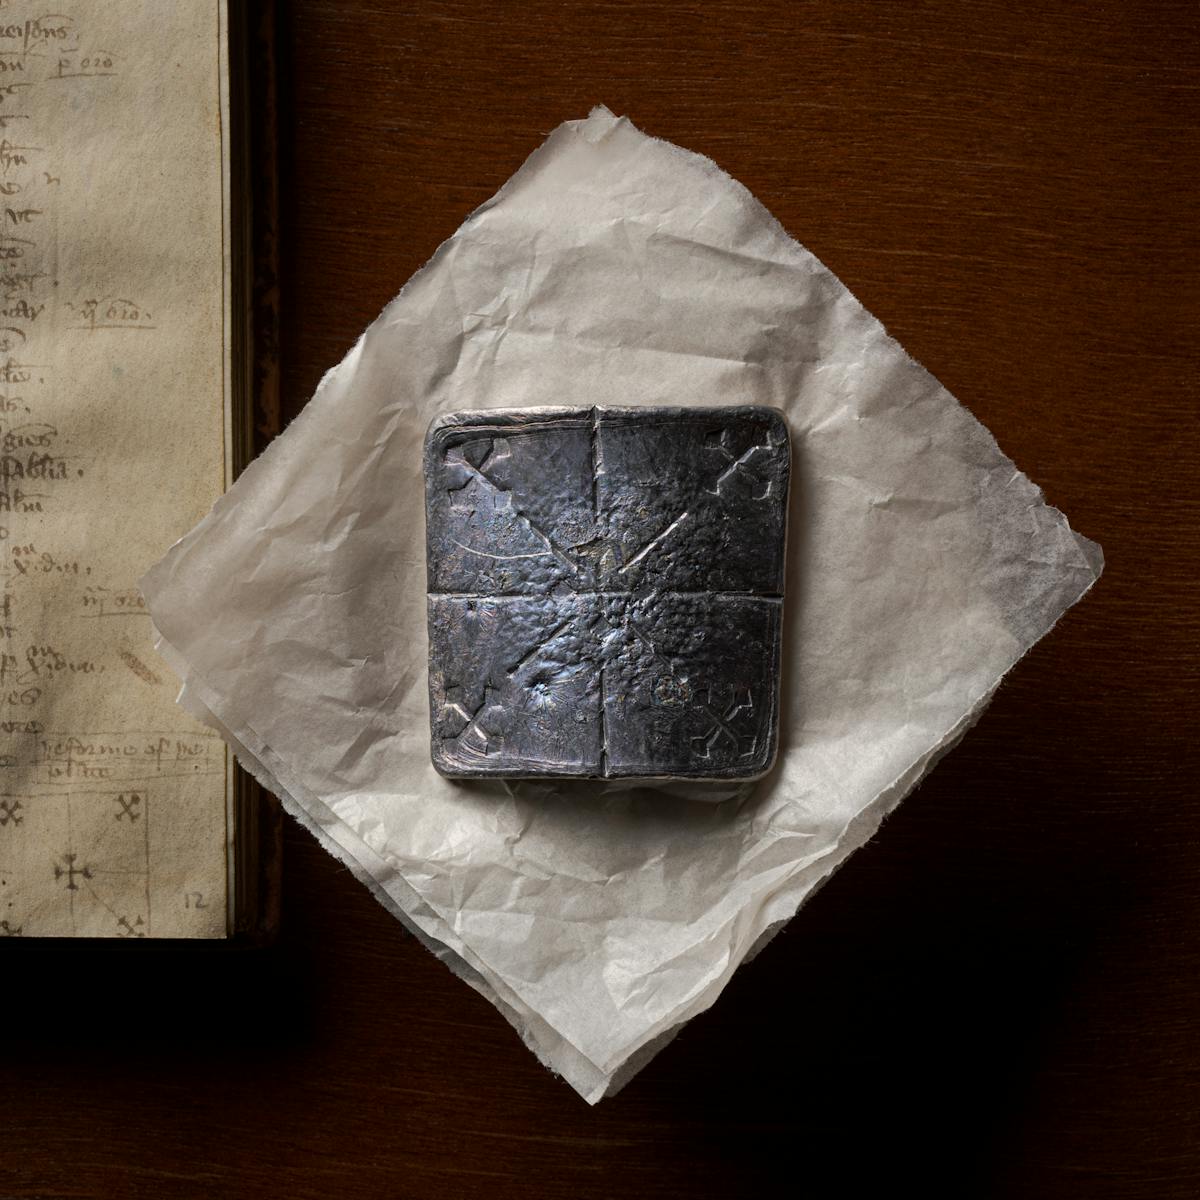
8,2 -> 1197,1197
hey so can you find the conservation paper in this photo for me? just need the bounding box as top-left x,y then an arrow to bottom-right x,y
142,108 -> 1102,1095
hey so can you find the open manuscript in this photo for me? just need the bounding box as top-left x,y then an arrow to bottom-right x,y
0,1 -> 273,938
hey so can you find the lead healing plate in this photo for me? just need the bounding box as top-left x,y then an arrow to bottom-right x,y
424,406 -> 790,780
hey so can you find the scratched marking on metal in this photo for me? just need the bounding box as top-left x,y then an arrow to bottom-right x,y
424,406 -> 790,780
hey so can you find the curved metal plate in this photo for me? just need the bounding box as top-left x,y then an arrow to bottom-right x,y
424,406 -> 790,780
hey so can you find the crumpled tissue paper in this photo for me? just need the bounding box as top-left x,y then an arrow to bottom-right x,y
141,107 -> 1103,1102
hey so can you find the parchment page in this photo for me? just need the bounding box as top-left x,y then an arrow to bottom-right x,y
0,1 -> 231,937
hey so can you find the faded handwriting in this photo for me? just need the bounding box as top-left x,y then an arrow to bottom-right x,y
0,1 -> 228,939
67,295 -> 154,331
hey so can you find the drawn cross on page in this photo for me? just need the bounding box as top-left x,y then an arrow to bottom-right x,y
54,852 -> 93,891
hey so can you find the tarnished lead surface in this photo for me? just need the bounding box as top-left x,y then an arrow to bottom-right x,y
424,406 -> 790,779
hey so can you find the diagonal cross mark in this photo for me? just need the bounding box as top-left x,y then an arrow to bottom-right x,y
628,620 -> 755,759
441,683 -> 505,757
704,427 -> 782,500
690,686 -> 755,759
113,793 -> 141,822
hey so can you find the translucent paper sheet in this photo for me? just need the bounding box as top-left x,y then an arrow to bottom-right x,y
141,108 -> 1102,1101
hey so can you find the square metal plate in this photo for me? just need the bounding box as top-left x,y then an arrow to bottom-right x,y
424,406 -> 790,780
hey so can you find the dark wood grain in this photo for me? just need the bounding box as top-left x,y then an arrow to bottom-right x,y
6,2 -> 1197,1197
